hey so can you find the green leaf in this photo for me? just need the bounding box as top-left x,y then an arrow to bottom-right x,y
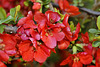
42,0 -> 51,5
10,8 -> 16,17
92,41 -> 100,47
97,16 -> 100,30
10,5 -> 21,22
0,7 -> 6,19
76,44 -> 83,48
88,28 -> 98,33
0,25 -> 6,33
16,5 -> 21,12
73,46 -> 77,54
24,1 -> 29,6
70,21 -> 74,32
0,16 -> 14,24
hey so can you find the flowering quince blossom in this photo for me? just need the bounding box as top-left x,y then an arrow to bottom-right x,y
34,10 -> 65,48
79,32 -> 96,55
0,34 -> 17,67
58,14 -> 80,50
58,0 -> 80,16
18,40 -> 51,63
17,11 -> 57,63
60,52 -> 93,67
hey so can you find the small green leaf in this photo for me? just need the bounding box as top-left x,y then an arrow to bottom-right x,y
73,46 -> 77,54
0,25 -> 6,33
0,16 -> 14,24
16,5 -> 21,12
88,28 -> 98,33
76,44 -> 83,48
0,7 -> 6,19
42,0 -> 51,5
10,8 -> 16,17
70,21 -> 74,32
97,16 -> 100,30
24,1 -> 29,6
92,41 -> 100,47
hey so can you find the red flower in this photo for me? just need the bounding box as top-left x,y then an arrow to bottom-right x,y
63,22 -> 80,41
0,34 -> 17,64
80,32 -> 96,56
62,14 -> 80,41
60,52 -> 93,67
0,34 -> 17,56
41,27 -> 65,48
58,0 -> 80,16
18,40 -> 51,63
45,10 -> 61,26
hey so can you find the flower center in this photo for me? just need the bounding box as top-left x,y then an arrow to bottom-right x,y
45,29 -> 53,36
74,56 -> 79,62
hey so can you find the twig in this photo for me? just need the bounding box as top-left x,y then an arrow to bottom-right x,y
49,3 -> 55,12
4,25 -> 18,33
78,6 -> 100,16
51,2 -> 100,16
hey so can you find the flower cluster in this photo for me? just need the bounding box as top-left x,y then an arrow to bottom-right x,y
0,0 -> 100,67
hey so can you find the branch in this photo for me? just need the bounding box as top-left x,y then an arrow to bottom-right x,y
78,6 -> 100,16
49,3 -> 55,12
51,2 -> 100,16
4,25 -> 18,33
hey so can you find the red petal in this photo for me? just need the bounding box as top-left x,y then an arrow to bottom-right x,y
42,35 -> 57,48
0,61 -> 6,67
34,13 -> 47,31
18,40 -> 31,54
40,45 -> 51,56
60,55 -> 72,65
34,47 -> 48,63
58,0 -> 69,10
30,29 -> 40,40
52,28 -> 65,41
45,10 -> 60,25
58,39 -> 70,50
21,34 -> 29,40
23,20 -> 37,29
78,52 -> 93,65
5,49 -> 16,56
63,26 -> 72,41
81,32 -> 89,43
1,34 -> 16,46
72,61 -> 82,67
75,23 -> 80,34
26,11 -> 33,20
17,17 -> 26,26
0,50 -> 9,62
63,14 -> 69,26
32,2 -> 41,10
22,47 -> 34,61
